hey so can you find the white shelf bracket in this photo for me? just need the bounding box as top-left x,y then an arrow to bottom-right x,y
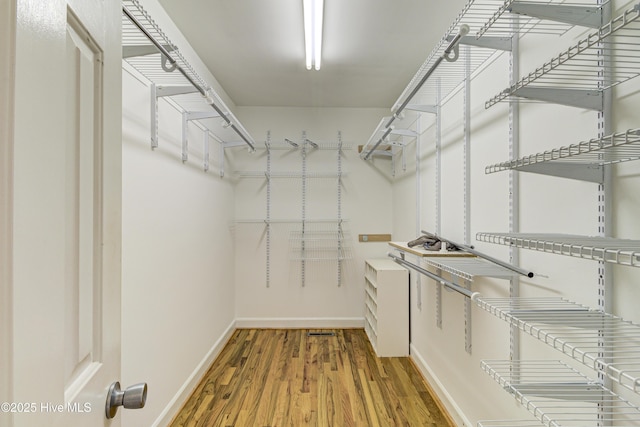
515,162 -> 604,183
150,82 -> 158,149
122,44 -> 174,59
185,111 -> 221,121
406,104 -> 438,114
218,140 -> 224,178
149,84 -> 199,150
203,130 -> 209,172
457,36 -> 512,51
512,87 -> 603,110
509,2 -> 604,28
181,111 -> 188,162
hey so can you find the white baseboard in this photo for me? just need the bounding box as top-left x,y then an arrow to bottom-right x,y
235,317 -> 364,329
152,320 -> 236,427
410,343 -> 474,427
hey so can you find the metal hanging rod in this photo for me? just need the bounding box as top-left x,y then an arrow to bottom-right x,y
423,257 -> 521,282
421,230 -> 534,278
361,23 -> 470,162
387,24 -> 470,129
123,6 -> 202,95
122,0 -> 256,152
391,0 -> 514,112
361,126 -> 394,160
387,252 -> 479,299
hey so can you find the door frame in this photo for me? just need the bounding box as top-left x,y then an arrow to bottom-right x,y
0,0 -> 16,417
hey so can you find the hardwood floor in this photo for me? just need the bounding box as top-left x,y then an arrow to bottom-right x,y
169,329 -> 453,427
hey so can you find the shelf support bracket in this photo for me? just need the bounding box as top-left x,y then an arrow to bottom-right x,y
122,44 -> 174,59
390,129 -> 418,138
181,112 -> 189,162
509,2 -> 604,28
406,104 -> 438,114
515,162 -> 604,183
512,87 -> 603,110
203,131 -> 209,172
185,111 -> 221,121
149,84 -> 199,150
456,36 -> 512,51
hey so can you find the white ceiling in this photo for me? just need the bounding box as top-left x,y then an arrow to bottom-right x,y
156,0 -> 468,108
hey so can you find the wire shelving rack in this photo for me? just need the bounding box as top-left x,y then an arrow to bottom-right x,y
122,0 -> 255,155
477,0 -> 611,38
485,128 -> 640,179
422,257 -> 520,282
476,233 -> 640,267
481,359 -> 640,426
485,3 -> 640,109
392,0 -> 508,112
475,296 -> 640,396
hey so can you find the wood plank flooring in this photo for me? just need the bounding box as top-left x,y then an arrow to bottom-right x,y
169,329 -> 453,427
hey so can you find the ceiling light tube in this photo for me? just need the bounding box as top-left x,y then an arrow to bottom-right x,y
303,0 -> 323,70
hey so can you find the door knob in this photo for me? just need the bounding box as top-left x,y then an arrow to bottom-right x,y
105,381 -> 147,419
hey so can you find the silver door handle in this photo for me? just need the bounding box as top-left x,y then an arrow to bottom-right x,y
105,381 -> 147,419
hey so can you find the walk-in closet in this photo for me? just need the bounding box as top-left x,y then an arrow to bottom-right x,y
4,0 -> 640,425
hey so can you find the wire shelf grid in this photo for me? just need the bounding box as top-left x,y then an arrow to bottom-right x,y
393,0 -> 513,110
235,171 -> 345,179
486,4 -> 640,108
122,0 -> 255,147
482,360 -> 640,426
289,226 -> 354,262
476,296 -> 640,396
486,128 -> 640,173
423,257 -> 520,281
476,233 -> 640,266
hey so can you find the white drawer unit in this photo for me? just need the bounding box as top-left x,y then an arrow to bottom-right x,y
364,259 -> 409,357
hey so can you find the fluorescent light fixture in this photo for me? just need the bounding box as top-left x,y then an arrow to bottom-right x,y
303,0 -> 323,70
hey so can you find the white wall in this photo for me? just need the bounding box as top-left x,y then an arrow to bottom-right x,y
121,1 -> 238,425
390,1 -> 640,425
233,106 -> 395,327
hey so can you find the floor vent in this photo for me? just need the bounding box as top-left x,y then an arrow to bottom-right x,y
306,331 -> 336,337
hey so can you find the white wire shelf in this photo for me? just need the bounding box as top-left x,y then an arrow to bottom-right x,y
360,115 -> 419,161
393,0 -> 507,111
122,0 -> 255,149
482,359 -> 640,426
486,3 -> 640,109
289,228 -> 353,262
263,141 -> 353,151
475,296 -> 640,396
476,233 -> 640,267
235,171 -> 345,179
485,128 -> 640,179
477,0 -> 611,38
423,257 -> 520,281
234,218 -> 348,224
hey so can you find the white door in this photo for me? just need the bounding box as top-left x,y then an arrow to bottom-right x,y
3,0 -> 131,426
